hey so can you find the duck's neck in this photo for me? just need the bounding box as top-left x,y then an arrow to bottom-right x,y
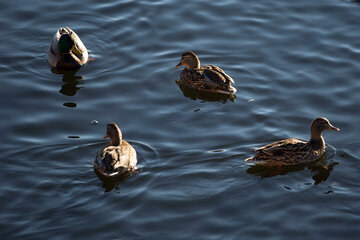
111,137 -> 121,146
309,130 -> 325,150
110,129 -> 122,146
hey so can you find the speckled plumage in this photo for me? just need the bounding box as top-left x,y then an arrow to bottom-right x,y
94,123 -> 137,177
246,117 -> 339,166
176,51 -> 236,95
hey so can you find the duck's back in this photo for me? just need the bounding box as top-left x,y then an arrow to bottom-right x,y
180,65 -> 236,94
246,138 -> 324,166
95,140 -> 137,175
202,65 -> 235,85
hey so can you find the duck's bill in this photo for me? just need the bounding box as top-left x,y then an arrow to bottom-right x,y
104,134 -> 110,139
329,125 -> 340,131
71,44 -> 83,56
175,62 -> 183,68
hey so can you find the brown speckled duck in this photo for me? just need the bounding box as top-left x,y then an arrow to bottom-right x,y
47,27 -> 89,70
245,117 -> 339,166
94,122 -> 137,177
175,51 -> 237,95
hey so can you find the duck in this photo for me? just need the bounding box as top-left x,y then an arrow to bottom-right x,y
175,51 -> 237,95
47,27 -> 89,70
245,117 -> 339,166
94,122 -> 137,177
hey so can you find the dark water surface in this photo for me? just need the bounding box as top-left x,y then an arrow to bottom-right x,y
1,0 -> 360,239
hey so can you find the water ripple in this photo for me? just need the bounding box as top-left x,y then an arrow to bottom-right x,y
1,0 -> 360,239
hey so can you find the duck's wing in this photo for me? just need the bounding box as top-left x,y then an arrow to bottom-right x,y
94,142 -> 137,176
202,65 -> 235,85
246,138 -> 308,164
113,140 -> 137,169
253,138 -> 306,157
254,138 -> 304,152
95,146 -> 118,173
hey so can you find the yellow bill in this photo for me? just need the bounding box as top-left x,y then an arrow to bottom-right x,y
71,44 -> 83,56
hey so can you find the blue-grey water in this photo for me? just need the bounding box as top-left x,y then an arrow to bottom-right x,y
1,0 -> 360,239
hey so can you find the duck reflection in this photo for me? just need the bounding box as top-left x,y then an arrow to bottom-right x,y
176,80 -> 236,103
94,169 -> 132,192
246,154 -> 338,185
51,68 -> 84,97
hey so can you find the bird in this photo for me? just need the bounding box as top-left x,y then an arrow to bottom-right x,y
175,51 -> 236,95
94,122 -> 137,177
47,27 -> 89,70
245,117 -> 339,166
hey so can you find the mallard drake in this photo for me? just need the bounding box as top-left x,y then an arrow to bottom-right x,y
175,51 -> 237,95
245,117 -> 339,166
94,122 -> 137,177
47,27 -> 89,70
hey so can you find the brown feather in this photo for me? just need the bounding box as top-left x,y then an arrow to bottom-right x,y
176,51 -> 236,94
246,117 -> 339,166
180,65 -> 236,94
94,123 -> 137,177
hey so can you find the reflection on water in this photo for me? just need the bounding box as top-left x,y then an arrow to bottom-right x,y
68,135 -> 80,139
51,68 -> 84,97
176,80 -> 236,103
246,153 -> 338,185
94,169 -> 133,192
63,102 -> 77,108
310,161 -> 339,185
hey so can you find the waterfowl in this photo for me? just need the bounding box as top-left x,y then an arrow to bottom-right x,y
94,122 -> 137,177
47,27 -> 89,70
245,117 -> 339,166
175,51 -> 237,95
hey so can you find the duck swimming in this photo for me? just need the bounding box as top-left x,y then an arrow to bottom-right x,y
245,117 -> 339,166
47,27 -> 89,70
94,122 -> 137,177
175,51 -> 237,95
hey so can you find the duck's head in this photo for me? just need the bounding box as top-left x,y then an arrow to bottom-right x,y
104,122 -> 122,146
310,117 -> 339,140
175,51 -> 200,70
58,34 -> 82,56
